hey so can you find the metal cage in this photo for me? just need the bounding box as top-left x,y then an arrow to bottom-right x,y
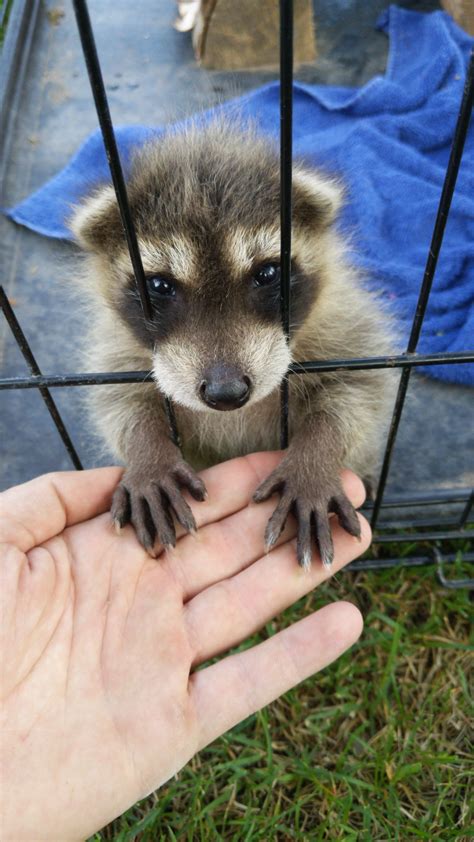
1,0 -> 473,586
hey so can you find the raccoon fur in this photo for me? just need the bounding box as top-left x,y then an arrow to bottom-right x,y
70,120 -> 395,569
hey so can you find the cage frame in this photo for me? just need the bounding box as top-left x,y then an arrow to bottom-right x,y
1,0 -> 473,585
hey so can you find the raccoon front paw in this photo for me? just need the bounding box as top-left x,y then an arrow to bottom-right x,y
253,466 -> 361,571
111,461 -> 207,556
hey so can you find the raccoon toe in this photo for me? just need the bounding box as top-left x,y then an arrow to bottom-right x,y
143,488 -> 177,552
253,470 -> 285,504
294,502 -> 313,571
111,460 -> 207,556
330,493 -> 362,540
159,478 -> 198,536
293,501 -> 334,571
311,491 -> 361,569
256,462 -> 361,570
129,496 -> 159,557
264,493 -> 293,552
311,506 -> 335,570
174,463 -> 207,502
111,483 -> 131,532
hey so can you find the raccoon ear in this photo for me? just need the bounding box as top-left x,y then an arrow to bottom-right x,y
292,168 -> 344,229
69,185 -> 123,252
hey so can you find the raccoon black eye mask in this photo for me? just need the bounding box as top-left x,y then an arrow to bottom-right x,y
68,119 -> 396,569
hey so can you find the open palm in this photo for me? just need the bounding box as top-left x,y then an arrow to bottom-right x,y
0,452 -> 369,841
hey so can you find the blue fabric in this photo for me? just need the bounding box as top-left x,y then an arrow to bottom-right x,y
6,6 -> 474,385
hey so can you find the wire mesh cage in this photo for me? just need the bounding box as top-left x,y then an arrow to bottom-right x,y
0,0 -> 473,585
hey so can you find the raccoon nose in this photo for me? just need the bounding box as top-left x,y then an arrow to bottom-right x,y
199,364 -> 251,411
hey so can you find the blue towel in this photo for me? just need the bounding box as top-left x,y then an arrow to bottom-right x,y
6,6 -> 474,386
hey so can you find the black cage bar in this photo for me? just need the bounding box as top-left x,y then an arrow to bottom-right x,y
279,0 -> 294,449
370,49 -> 474,532
1,0 -> 473,582
71,0 -> 180,446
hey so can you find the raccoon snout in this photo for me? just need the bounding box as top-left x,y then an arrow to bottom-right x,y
199,364 -> 251,411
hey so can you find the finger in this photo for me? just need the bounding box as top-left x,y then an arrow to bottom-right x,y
190,601 -> 363,750
313,509 -> 334,570
185,511 -> 369,666
264,494 -> 293,552
166,469 -> 366,600
0,467 -> 123,552
0,453 -> 281,557
330,494 -> 361,539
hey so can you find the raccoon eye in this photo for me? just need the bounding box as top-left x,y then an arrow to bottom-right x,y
147,275 -> 176,297
252,262 -> 280,288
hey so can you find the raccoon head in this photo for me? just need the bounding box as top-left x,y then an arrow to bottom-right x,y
70,120 -> 343,412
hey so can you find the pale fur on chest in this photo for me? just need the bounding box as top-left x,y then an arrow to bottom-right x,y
176,391 -> 281,469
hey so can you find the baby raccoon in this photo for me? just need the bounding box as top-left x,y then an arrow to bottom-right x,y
70,120 -> 395,569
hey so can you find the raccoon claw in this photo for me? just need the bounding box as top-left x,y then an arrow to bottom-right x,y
254,469 -> 360,571
263,493 -> 293,552
111,462 -> 207,556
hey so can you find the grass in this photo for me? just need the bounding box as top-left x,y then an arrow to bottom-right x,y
0,0 -> 13,46
91,550 -> 473,841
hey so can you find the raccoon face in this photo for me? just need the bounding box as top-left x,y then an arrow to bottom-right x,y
70,121 -> 342,412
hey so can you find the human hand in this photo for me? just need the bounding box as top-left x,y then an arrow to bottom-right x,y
0,453 -> 370,841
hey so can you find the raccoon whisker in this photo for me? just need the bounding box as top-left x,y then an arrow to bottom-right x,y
289,274 -> 307,285
289,376 -> 313,415
280,370 -> 310,409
